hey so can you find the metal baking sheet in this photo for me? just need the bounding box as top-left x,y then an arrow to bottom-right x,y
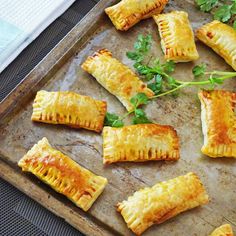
0,0 -> 235,235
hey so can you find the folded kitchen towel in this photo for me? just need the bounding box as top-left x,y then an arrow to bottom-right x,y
0,0 -> 75,73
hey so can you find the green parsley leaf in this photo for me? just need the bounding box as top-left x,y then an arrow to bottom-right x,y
155,74 -> 163,83
195,0 -> 218,12
127,34 -> 152,63
104,113 -> 124,127
147,74 -> 163,94
148,83 -> 161,95
112,120 -> 124,127
192,64 -> 206,77
132,109 -> 152,124
134,34 -> 152,53
162,60 -> 175,73
167,76 -> 178,88
233,21 -> 236,30
130,93 -> 149,108
104,112 -> 119,126
126,52 -> 143,63
231,2 -> 236,14
134,108 -> 145,117
209,77 -> 223,85
132,116 -> 152,124
134,63 -> 152,75
214,5 -> 232,22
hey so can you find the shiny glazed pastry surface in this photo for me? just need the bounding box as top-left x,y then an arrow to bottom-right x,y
81,49 -> 154,111
153,11 -> 199,62
117,172 -> 209,235
18,137 -> 108,211
210,224 -> 234,236
199,90 -> 236,158
103,124 -> 180,164
196,20 -> 236,71
31,90 -> 107,132
105,0 -> 168,31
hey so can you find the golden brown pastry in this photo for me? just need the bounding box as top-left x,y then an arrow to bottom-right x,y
31,90 -> 107,132
198,90 -> 236,158
18,137 -> 108,211
210,224 -> 234,236
153,11 -> 199,62
81,49 -> 154,111
117,172 -> 209,235
196,20 -> 236,71
103,124 -> 180,164
105,0 -> 168,31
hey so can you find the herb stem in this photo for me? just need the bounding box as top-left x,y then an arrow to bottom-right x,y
205,71 -> 236,76
150,84 -> 187,99
119,110 -> 134,121
150,74 -> 235,99
177,74 -> 234,85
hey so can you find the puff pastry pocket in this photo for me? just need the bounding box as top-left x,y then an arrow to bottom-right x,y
198,90 -> 236,158
31,90 -> 107,132
196,20 -> 236,71
18,137 -> 108,211
210,224 -> 234,236
105,0 -> 168,31
81,49 -> 154,111
117,172 -> 209,235
153,11 -> 199,62
103,124 -> 180,164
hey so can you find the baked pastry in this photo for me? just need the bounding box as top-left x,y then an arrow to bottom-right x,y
81,49 -> 154,111
31,90 -> 107,132
198,90 -> 236,158
153,11 -> 199,62
103,124 -> 180,164
210,224 -> 234,236
196,20 -> 236,71
105,0 -> 168,31
18,137 -> 108,211
117,172 -> 209,235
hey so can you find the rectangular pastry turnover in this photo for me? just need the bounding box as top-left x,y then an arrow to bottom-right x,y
31,90 -> 107,132
210,224 -> 234,236
81,49 -> 154,111
153,11 -> 199,62
105,0 -> 168,31
18,137 -> 108,211
196,20 -> 236,71
198,90 -> 236,158
117,172 -> 209,235
103,124 -> 180,164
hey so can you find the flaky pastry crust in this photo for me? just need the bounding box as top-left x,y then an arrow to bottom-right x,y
199,90 -> 236,158
103,124 -> 180,164
117,172 -> 209,235
18,137 -> 108,211
153,11 -> 199,62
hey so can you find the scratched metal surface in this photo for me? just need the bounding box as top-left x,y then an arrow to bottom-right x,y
0,0 -> 235,235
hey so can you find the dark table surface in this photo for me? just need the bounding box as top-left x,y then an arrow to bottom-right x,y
0,1 -> 100,235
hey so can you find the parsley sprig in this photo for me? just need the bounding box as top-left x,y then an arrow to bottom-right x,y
195,0 -> 236,29
104,34 -> 236,127
105,93 -> 152,128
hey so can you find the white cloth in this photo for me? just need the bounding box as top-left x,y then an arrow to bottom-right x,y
0,0 -> 75,73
